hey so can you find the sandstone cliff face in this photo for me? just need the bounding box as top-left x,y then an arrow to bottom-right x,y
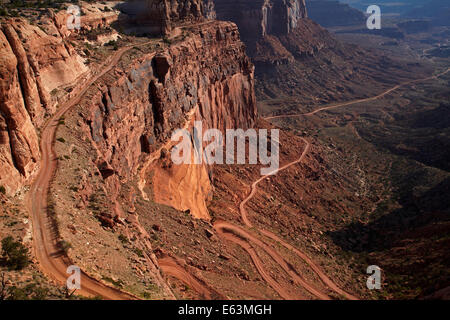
0,5 -> 120,195
213,0 -> 336,69
212,0 -> 367,105
81,21 -> 256,218
0,29 -> 40,193
120,0 -> 206,35
215,0 -> 307,40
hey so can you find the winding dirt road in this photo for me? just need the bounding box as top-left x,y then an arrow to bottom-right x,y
265,68 -> 450,121
158,256 -> 223,299
214,221 -> 329,299
25,44 -> 152,299
24,24 -> 449,302
239,140 -> 311,228
215,67 -> 450,300
214,139 -> 346,300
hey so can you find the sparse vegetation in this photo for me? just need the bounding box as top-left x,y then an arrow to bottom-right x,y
6,282 -> 49,300
1,236 -> 30,270
133,248 -> 144,258
58,240 -> 72,254
1,0 -> 83,11
118,234 -> 129,245
102,276 -> 124,288
106,40 -> 118,50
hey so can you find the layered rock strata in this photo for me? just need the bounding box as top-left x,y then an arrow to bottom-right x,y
119,0 -> 207,35
81,21 -> 256,218
214,0 -> 307,40
0,5 -> 120,195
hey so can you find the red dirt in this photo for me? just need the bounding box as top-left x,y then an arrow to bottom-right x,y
214,221 -> 327,299
26,42 -> 153,300
158,256 -> 225,299
213,67 -> 450,300
24,17 -> 449,301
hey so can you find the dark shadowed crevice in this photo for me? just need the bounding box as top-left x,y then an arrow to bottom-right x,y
149,80 -> 164,136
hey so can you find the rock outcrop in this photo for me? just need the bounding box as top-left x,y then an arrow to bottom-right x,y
119,0 -> 207,35
212,0 -> 324,67
214,0 -> 307,40
203,0 -> 217,20
213,0 -> 335,66
81,21 -> 256,218
0,4 -> 120,195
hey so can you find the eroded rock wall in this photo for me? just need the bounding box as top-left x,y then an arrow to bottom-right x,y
203,0 -> 217,20
0,5 -> 120,195
82,21 -> 256,218
0,29 -> 40,193
214,0 -> 307,40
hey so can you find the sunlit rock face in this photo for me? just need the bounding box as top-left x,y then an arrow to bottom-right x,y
214,0 -> 307,40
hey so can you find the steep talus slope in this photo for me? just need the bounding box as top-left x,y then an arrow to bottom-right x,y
119,0 -> 207,35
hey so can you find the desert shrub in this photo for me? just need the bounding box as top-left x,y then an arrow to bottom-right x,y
118,234 -> 129,244
6,283 -> 49,300
1,236 -> 30,270
133,248 -> 144,258
102,276 -> 123,288
106,40 -> 118,50
58,240 -> 72,254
